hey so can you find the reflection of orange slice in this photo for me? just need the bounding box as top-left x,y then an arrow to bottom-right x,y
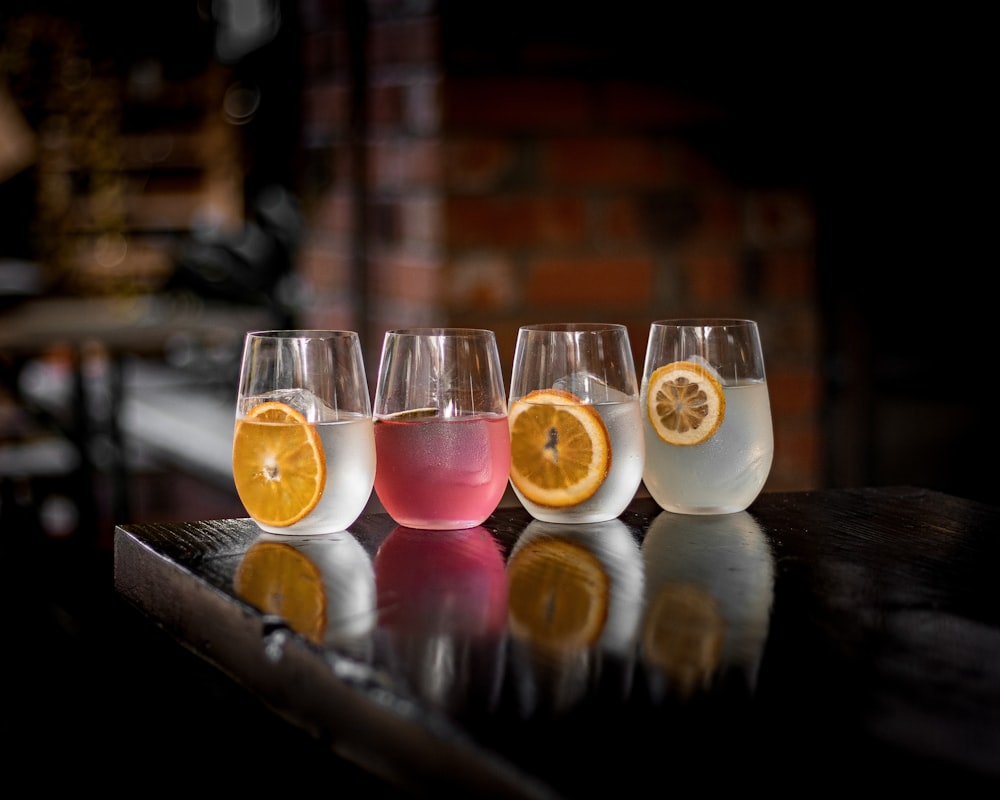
232,400 -> 326,527
234,540 -> 326,643
507,536 -> 609,652
642,582 -> 726,696
509,389 -> 611,508
646,361 -> 725,446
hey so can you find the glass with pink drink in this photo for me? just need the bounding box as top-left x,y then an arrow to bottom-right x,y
373,328 -> 511,530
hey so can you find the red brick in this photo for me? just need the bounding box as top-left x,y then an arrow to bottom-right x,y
369,139 -> 442,190
543,137 -> 669,188
446,253 -> 518,312
302,82 -> 350,135
308,190 -> 354,237
599,81 -> 726,131
397,196 -> 443,247
763,310 -> 821,364
693,189 -> 743,244
668,142 -> 726,185
442,78 -> 592,132
403,79 -> 442,135
369,83 -> 407,129
369,17 -> 440,66
682,249 -> 743,302
770,423 -> 823,491
297,246 -> 350,292
300,302 -> 362,334
761,250 -> 817,300
444,139 -> 518,192
298,1 -> 341,33
766,366 -> 823,417
369,79 -> 441,134
445,196 -> 588,247
526,256 -> 654,307
370,252 -> 443,304
603,196 -> 644,243
744,190 -> 815,248
301,30 -> 349,78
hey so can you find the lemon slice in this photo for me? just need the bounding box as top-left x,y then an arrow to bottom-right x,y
646,361 -> 726,446
377,407 -> 439,422
507,536 -> 609,652
233,400 -> 326,527
642,582 -> 725,696
234,540 -> 327,643
508,388 -> 611,508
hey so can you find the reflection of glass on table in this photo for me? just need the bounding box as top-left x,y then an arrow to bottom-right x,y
235,530 -> 377,660
373,525 -> 509,716
639,510 -> 775,700
505,517 -> 644,716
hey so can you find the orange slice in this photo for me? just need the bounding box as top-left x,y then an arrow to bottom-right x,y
508,388 -> 611,508
233,400 -> 326,527
507,536 -> 609,652
234,540 -> 326,643
646,361 -> 726,446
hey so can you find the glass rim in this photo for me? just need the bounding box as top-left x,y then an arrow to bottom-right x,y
518,322 -> 627,333
245,329 -> 361,339
650,318 -> 758,328
384,327 -> 497,338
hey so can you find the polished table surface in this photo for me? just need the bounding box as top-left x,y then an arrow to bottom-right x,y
113,487 -> 1000,795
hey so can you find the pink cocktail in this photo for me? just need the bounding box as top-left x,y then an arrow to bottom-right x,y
374,413 -> 510,529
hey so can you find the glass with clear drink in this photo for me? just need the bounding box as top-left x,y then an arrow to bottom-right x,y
232,330 -> 376,534
508,322 -> 644,524
641,318 -> 773,514
373,328 -> 511,530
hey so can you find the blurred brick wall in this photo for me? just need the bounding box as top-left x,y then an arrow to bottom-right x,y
295,1 -> 822,493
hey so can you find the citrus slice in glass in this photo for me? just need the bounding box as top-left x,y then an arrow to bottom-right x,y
508,388 -> 611,508
646,360 -> 726,446
233,400 -> 326,527
507,536 -> 609,652
234,540 -> 327,643
377,407 -> 439,422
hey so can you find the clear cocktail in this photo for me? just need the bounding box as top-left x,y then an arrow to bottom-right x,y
232,330 -> 376,534
641,319 -> 773,515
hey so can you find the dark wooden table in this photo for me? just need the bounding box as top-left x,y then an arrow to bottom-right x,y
114,487 -> 1000,796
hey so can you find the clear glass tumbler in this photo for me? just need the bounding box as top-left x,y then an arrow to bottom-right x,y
641,318 -> 773,514
372,328 -> 511,530
232,330 -> 376,534
508,322 -> 644,524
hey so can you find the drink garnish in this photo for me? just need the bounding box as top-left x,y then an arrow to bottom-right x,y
233,400 -> 326,527
646,361 -> 726,446
378,407 -> 440,421
508,388 -> 611,508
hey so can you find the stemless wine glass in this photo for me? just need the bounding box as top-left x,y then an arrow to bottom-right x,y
508,322 -> 644,524
372,328 -> 510,530
232,330 -> 376,534
641,318 -> 773,514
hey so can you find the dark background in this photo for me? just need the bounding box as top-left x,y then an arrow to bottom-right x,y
1,3 -> 994,792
